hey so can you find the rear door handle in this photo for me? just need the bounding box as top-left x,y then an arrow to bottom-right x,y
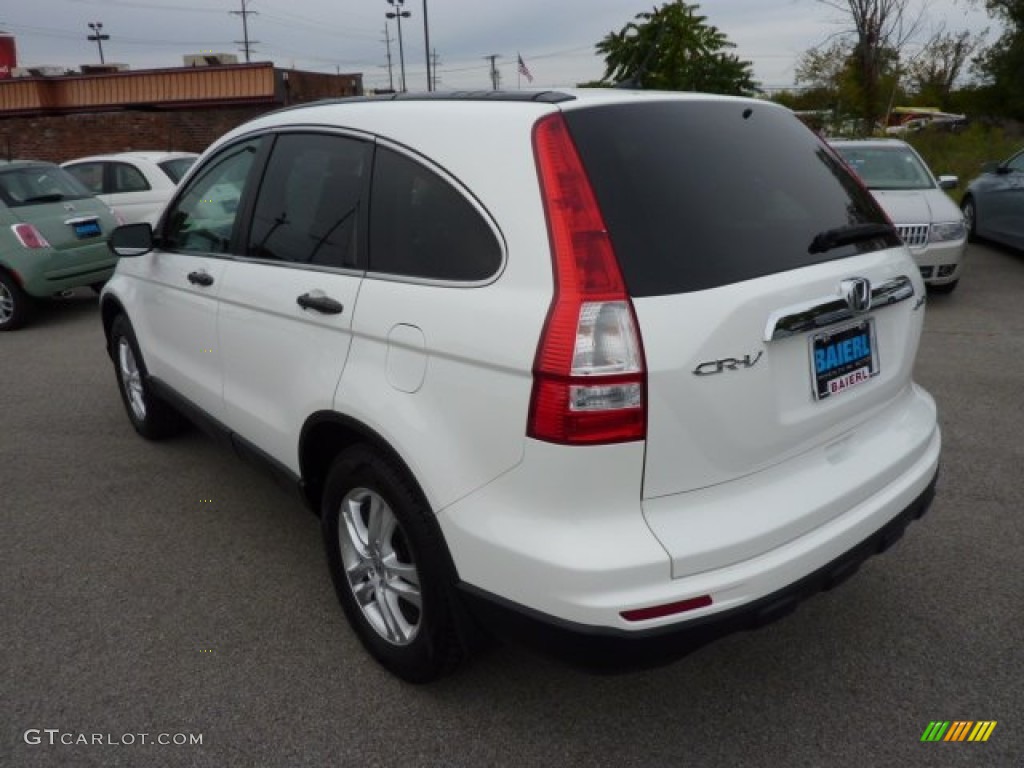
297,292 -> 344,315
187,270 -> 214,287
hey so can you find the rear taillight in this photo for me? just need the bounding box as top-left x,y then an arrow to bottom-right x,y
11,223 -> 50,249
528,113 -> 646,445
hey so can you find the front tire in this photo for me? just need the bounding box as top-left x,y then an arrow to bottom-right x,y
321,446 -> 464,683
110,314 -> 185,439
0,271 -> 33,331
961,196 -> 977,242
929,279 -> 959,295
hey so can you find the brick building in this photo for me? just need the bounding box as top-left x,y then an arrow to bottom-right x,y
0,62 -> 362,163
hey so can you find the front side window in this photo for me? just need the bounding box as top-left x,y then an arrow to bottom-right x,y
369,147 -> 502,281
110,162 -> 151,193
1006,151 -> 1024,173
162,140 -> 260,254
247,133 -> 370,270
64,162 -> 105,194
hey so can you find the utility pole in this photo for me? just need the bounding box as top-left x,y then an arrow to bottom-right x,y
485,54 -> 500,91
430,49 -> 441,91
87,22 -> 109,65
422,0 -> 432,91
230,0 -> 258,63
381,25 -> 395,92
385,0 -> 410,92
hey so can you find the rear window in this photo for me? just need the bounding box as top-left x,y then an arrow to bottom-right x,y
564,101 -> 896,297
0,165 -> 93,209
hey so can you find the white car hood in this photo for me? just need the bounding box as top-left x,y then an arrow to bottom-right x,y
871,189 -> 962,225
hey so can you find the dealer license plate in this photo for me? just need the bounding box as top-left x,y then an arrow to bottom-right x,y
73,219 -> 101,239
810,320 -> 878,400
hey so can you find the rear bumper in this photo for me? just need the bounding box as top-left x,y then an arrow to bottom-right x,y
458,466 -> 937,670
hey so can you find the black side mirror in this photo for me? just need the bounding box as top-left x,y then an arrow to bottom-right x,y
109,222 -> 154,257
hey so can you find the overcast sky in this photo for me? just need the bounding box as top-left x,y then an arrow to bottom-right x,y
1,0 -> 998,91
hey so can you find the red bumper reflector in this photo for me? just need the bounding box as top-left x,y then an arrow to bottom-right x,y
620,595 -> 713,622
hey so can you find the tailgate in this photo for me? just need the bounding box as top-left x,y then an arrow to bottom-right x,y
635,247 -> 924,498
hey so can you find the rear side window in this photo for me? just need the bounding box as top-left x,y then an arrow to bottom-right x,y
111,162 -> 151,193
159,157 -> 196,183
247,133 -> 370,270
369,147 -> 502,281
564,102 -> 895,296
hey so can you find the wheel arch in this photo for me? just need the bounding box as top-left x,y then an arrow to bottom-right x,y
299,411 -> 429,517
100,295 -> 128,359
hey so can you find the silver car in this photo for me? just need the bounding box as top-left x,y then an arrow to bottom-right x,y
831,139 -> 967,294
961,147 -> 1024,251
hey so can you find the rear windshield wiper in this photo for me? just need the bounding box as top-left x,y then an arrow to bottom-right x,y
22,193 -> 67,204
808,222 -> 896,254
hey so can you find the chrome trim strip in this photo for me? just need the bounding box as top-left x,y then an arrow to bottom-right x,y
63,215 -> 100,226
764,276 -> 915,341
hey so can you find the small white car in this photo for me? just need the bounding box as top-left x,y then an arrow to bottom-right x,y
100,92 -> 940,682
830,139 -> 967,293
62,152 -> 198,226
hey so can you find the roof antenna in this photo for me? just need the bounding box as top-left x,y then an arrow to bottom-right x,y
614,18 -> 668,89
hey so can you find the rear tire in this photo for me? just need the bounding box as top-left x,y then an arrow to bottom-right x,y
0,271 -> 33,331
110,314 -> 185,439
321,446 -> 465,683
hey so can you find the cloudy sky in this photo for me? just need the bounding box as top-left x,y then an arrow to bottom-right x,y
1,0 -> 998,91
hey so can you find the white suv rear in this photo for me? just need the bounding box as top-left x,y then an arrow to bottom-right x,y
101,91 -> 940,682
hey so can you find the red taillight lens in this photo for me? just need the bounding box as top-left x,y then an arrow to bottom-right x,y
11,223 -> 51,249
528,113 -> 646,445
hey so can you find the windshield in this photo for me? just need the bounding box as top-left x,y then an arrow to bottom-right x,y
159,157 -> 197,184
832,145 -> 936,191
0,165 -> 94,208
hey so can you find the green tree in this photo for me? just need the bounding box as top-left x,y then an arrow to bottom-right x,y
972,0 -> 1024,118
816,0 -> 922,131
595,2 -> 757,95
906,29 -> 985,109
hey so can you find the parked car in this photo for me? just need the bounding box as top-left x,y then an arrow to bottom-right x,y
100,91 -> 940,682
62,152 -> 198,226
0,160 -> 120,330
960,147 -> 1024,251
831,139 -> 967,293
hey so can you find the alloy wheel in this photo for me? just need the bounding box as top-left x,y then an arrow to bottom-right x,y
117,337 -> 147,421
338,487 -> 423,646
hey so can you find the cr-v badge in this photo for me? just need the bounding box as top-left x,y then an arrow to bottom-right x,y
693,351 -> 764,376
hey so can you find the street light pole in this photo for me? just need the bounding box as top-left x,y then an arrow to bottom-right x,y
87,22 -> 109,65
422,0 -> 431,92
385,0 -> 411,93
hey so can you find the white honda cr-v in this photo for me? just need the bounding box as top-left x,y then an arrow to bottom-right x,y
101,90 -> 940,682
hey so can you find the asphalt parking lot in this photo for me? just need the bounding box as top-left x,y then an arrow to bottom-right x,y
2,243 -> 1021,768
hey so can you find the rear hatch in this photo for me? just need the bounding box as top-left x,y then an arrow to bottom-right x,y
564,99 -> 923,498
0,164 -> 116,275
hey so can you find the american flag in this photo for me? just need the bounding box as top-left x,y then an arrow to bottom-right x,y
517,53 -> 533,83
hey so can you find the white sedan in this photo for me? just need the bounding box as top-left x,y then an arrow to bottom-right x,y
830,139 -> 967,293
62,152 -> 197,226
